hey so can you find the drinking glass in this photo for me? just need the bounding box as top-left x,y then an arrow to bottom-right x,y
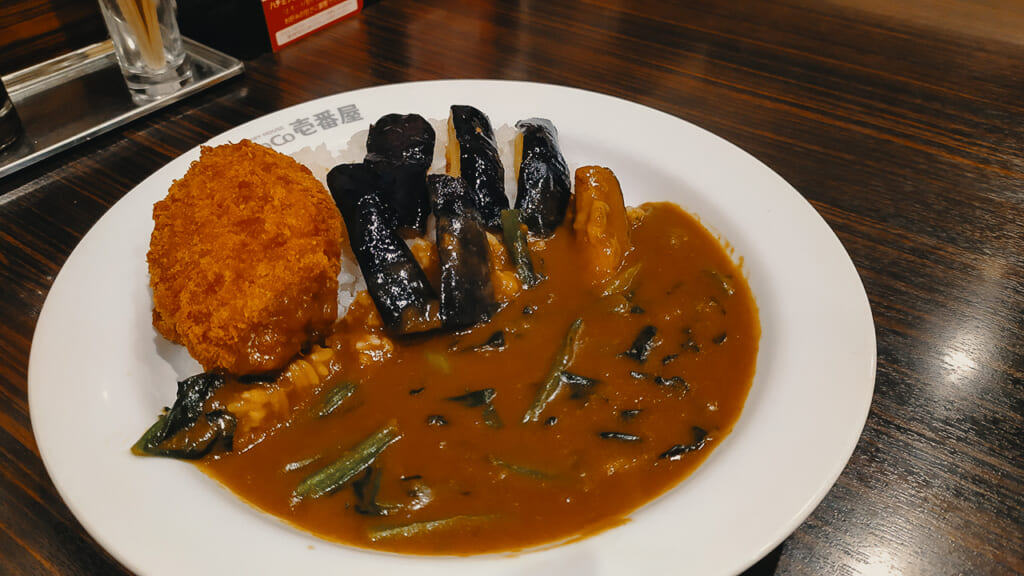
96,0 -> 193,101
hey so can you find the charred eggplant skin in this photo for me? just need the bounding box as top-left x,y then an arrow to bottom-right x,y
514,118 -> 571,236
427,174 -> 497,329
327,163 -> 441,335
364,114 -> 436,234
450,105 -> 508,230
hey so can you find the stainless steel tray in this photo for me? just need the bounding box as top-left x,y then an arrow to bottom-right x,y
0,38 -> 244,179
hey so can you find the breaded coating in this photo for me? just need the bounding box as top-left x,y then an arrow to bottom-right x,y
148,140 -> 344,375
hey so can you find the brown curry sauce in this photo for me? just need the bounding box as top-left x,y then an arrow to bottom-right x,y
199,201 -> 759,555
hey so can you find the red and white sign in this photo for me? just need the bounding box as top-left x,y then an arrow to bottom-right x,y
261,0 -> 362,52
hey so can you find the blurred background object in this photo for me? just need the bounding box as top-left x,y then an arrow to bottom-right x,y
177,0 -> 271,60
0,0 -> 108,76
0,80 -> 23,152
257,0 -> 362,53
0,1 -> 243,179
1,0 -> 386,70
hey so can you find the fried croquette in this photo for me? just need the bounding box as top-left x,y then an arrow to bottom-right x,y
148,140 -> 344,375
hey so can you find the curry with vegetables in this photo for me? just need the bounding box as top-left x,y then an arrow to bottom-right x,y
136,106 -> 760,555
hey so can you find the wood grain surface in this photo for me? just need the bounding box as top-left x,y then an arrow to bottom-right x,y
0,0 -> 108,75
1,0 -> 1022,574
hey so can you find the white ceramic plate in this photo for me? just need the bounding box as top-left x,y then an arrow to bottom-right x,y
29,80 -> 876,576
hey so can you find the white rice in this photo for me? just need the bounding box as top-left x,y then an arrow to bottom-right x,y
291,137 -> 368,315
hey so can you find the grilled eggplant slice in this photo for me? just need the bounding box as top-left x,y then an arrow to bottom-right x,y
131,372 -> 235,459
427,174 -> 497,329
514,118 -> 571,236
364,113 -> 436,234
446,105 -> 508,230
327,163 -> 442,335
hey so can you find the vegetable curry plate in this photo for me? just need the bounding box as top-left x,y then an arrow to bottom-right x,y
29,80 -> 876,576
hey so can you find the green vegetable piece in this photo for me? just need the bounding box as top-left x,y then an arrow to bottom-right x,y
353,466 -> 387,516
446,388 -> 503,429
132,415 -> 170,456
481,404 -> 504,429
131,372 -> 234,459
446,388 -> 496,408
354,467 -> 434,516
501,209 -> 540,288
654,375 -> 689,394
292,422 -> 402,503
367,515 -> 494,542
620,409 -> 643,422
426,351 -> 452,374
619,325 -> 660,363
599,431 -> 641,442
601,263 -> 642,296
522,318 -> 584,423
471,330 -> 506,351
707,269 -> 735,296
560,371 -> 598,400
488,455 -> 552,480
132,409 -> 237,460
314,382 -> 357,418
659,426 -> 709,461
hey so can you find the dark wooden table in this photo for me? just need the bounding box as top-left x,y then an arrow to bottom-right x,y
2,0 -> 1022,574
